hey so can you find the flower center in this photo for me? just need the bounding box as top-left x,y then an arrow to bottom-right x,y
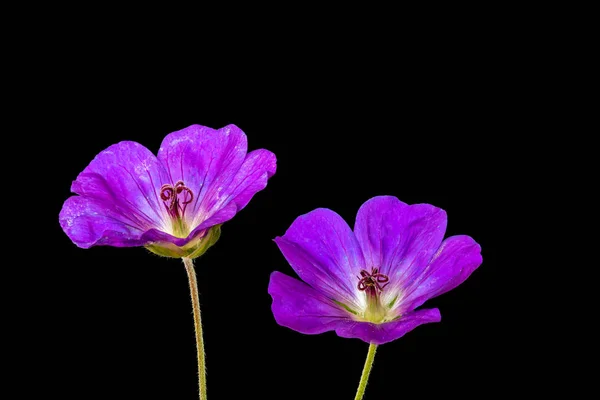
357,267 -> 390,323
160,181 -> 194,237
357,267 -> 389,294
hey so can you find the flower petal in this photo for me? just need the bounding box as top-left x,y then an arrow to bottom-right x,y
401,235 -> 483,312
215,148 -> 277,211
157,124 -> 248,228
268,271 -> 349,334
69,141 -> 171,234
334,308 -> 441,345
354,196 -> 408,270
353,196 -> 447,305
59,196 -> 147,248
275,208 -> 366,311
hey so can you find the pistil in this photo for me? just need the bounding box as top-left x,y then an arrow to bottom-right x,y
160,180 -> 194,237
357,267 -> 390,323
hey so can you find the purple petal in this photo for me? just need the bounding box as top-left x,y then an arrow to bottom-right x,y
275,209 -> 366,311
60,196 -> 147,248
157,124 -> 248,228
334,308 -> 441,345
268,272 -> 349,334
401,235 -> 483,312
354,196 -> 408,270
217,148 -> 277,211
353,196 -> 447,304
63,141 -> 171,247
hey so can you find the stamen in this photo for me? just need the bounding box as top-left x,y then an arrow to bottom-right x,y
175,181 -> 193,215
357,267 -> 391,323
357,267 -> 390,293
159,181 -> 194,219
160,184 -> 174,201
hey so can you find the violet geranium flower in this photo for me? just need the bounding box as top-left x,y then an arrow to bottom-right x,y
60,124 -> 276,400
269,196 -> 482,345
60,124 -> 276,258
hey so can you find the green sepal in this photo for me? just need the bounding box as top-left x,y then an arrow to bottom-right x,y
145,225 -> 222,259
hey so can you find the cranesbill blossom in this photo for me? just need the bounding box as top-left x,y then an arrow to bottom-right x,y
60,123 -> 276,400
60,124 -> 276,258
269,196 -> 482,345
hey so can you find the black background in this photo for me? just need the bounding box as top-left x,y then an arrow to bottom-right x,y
37,45 -> 523,399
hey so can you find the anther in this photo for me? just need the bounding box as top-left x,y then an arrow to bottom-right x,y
160,181 -> 194,218
357,267 -> 390,293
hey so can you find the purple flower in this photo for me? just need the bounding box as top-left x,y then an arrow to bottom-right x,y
268,196 -> 482,345
60,124 -> 276,258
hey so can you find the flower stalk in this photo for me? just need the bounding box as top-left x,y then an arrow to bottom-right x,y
354,343 -> 378,400
183,257 -> 207,400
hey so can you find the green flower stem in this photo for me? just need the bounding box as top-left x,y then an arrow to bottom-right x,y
183,257 -> 207,400
354,343 -> 378,400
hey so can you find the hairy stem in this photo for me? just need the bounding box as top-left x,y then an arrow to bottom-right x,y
183,257 -> 207,400
354,343 -> 378,400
